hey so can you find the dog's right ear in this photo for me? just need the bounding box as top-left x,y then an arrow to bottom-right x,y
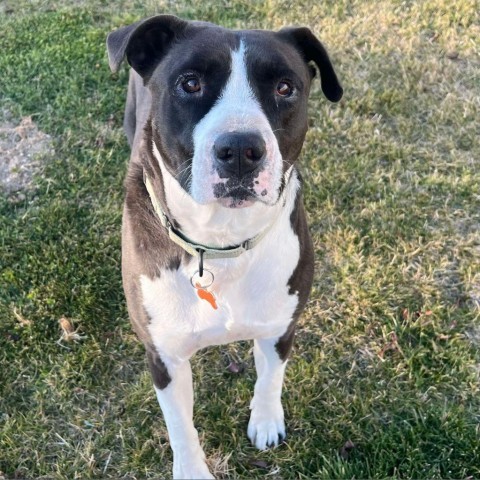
278,27 -> 343,102
106,15 -> 188,82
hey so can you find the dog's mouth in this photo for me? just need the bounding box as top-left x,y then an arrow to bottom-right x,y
189,153 -> 280,207
216,185 -> 257,209
213,182 -> 263,209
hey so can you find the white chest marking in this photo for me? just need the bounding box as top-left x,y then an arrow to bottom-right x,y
141,172 -> 301,362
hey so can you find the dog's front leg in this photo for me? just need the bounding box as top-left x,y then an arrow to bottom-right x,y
149,353 -> 214,479
248,336 -> 290,450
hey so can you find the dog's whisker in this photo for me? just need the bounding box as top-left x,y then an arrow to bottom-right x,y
175,165 -> 192,184
174,159 -> 193,180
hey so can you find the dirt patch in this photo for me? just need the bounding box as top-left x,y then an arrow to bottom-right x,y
0,109 -> 53,197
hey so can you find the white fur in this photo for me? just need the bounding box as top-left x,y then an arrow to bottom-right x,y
154,368 -> 214,479
248,338 -> 288,449
142,159 -> 300,361
190,41 -> 283,206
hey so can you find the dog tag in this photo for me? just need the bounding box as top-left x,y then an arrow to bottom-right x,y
195,283 -> 218,310
190,269 -> 217,310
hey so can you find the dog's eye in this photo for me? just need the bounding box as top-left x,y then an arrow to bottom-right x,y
276,81 -> 293,97
182,77 -> 201,94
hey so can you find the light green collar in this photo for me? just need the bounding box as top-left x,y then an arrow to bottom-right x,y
143,170 -> 273,260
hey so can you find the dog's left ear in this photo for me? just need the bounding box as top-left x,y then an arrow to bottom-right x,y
279,27 -> 343,102
107,15 -> 188,82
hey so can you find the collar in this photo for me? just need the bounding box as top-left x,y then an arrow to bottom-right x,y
143,169 -> 274,260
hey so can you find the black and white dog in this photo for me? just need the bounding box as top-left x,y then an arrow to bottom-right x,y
107,15 -> 342,479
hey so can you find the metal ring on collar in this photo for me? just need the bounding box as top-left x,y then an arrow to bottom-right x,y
190,269 -> 214,289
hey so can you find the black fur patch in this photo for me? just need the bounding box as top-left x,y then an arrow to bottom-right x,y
146,348 -> 172,389
275,187 -> 314,361
212,170 -> 257,205
123,122 -> 189,279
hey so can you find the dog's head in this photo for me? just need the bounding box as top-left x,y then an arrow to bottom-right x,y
107,15 -> 342,208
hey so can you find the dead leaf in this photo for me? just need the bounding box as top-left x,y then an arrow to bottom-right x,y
227,361 -> 244,374
58,317 -> 84,342
378,332 -> 404,359
339,439 -> 355,460
437,333 -> 450,341
248,459 -> 269,469
13,307 -> 31,326
446,51 -> 459,60
59,317 -> 74,333
5,332 -> 20,342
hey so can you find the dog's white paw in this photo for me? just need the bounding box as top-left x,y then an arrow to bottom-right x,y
173,460 -> 214,480
173,449 -> 214,479
247,403 -> 286,450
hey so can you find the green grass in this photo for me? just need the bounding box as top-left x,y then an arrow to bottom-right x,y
0,0 -> 479,478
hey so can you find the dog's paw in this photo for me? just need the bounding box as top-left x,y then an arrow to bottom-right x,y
173,461 -> 214,480
173,448 -> 214,479
247,403 -> 286,450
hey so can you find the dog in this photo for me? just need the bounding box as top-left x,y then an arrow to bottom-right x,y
107,15 -> 342,479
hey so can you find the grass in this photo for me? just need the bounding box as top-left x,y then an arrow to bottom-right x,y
0,0 -> 479,478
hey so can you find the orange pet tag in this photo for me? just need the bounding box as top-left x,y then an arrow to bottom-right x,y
195,283 -> 218,310
191,269 -> 218,310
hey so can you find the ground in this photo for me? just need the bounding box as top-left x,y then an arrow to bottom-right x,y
0,0 -> 479,478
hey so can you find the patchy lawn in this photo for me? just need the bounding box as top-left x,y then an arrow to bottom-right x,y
0,0 -> 479,478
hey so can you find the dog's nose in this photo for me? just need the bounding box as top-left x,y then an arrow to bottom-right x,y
214,132 -> 266,176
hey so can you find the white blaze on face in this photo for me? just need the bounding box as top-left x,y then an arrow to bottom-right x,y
190,41 -> 283,206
